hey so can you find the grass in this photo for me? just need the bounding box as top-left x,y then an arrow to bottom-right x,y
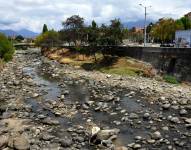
163,75 -> 179,84
100,67 -> 142,76
0,59 -> 4,71
47,48 -> 154,77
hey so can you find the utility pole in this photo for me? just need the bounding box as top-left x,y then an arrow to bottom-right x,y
139,3 -> 151,47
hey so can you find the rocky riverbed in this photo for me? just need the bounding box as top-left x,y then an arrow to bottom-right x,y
0,49 -> 190,150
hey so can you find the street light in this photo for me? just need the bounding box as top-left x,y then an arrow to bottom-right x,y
139,3 -> 151,47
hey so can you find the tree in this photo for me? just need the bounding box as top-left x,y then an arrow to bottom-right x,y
109,19 -> 124,45
15,35 -> 24,42
62,15 -> 85,46
177,17 -> 191,30
87,20 -> 99,61
151,18 -> 178,43
0,33 -> 15,61
35,30 -> 59,48
42,24 -> 48,33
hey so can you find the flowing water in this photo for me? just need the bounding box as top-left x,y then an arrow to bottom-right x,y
22,55 -> 191,149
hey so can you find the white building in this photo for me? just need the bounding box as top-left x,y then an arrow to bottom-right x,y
175,30 -> 191,48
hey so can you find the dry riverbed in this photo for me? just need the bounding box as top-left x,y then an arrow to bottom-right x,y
0,49 -> 190,150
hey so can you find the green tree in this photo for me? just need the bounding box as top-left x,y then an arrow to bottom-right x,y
15,35 -> 24,42
177,17 -> 191,30
109,19 -> 124,45
87,20 -> 99,61
0,33 -> 15,61
42,24 -> 48,33
151,18 -> 177,43
62,15 -> 85,46
35,30 -> 59,47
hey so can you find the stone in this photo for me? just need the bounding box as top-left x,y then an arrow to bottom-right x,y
185,118 -> 191,124
13,136 -> 30,150
42,117 -> 59,125
32,93 -> 39,98
129,113 -> 139,119
162,126 -> 169,131
160,96 -> 166,101
143,113 -> 150,119
0,135 -> 9,148
135,136 -> 142,140
170,117 -> 180,123
75,136 -> 84,142
152,131 -> 162,140
60,137 -> 73,147
162,103 -> 171,109
115,146 -> 128,150
179,109 -> 188,115
133,144 -> 141,149
96,129 -> 120,141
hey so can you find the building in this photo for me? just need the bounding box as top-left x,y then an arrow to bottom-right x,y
185,12 -> 191,20
175,30 -> 191,48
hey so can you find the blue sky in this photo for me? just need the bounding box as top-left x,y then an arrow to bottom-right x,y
0,0 -> 190,32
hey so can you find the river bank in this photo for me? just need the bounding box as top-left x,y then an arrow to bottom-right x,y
0,49 -> 190,150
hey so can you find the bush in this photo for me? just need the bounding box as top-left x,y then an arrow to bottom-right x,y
0,33 -> 15,62
163,75 -> 179,84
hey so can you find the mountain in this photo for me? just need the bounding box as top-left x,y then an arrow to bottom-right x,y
123,19 -> 156,29
0,29 -> 18,37
17,29 -> 39,38
0,29 -> 39,38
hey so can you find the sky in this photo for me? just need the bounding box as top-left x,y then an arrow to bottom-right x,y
0,0 -> 190,32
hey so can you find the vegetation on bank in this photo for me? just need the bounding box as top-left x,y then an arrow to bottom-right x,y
0,33 -> 15,62
163,75 -> 179,84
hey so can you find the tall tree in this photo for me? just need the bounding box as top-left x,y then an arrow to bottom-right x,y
42,24 -> 48,33
62,15 -> 85,46
109,19 -> 124,45
151,18 -> 178,43
177,17 -> 191,30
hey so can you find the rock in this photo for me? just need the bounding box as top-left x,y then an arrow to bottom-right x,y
106,75 -> 112,78
0,135 -> 9,148
179,109 -> 188,115
152,131 -> 162,140
60,95 -> 65,100
143,113 -> 150,119
13,136 -> 30,150
185,118 -> 191,124
90,127 -> 120,145
115,146 -> 128,150
170,117 -> 180,123
42,117 -> 59,125
133,144 -> 141,149
60,137 -> 73,147
147,139 -> 156,144
97,129 -> 120,141
162,126 -> 169,131
129,113 -> 139,119
32,93 -> 39,98
75,136 -> 84,142
135,136 -> 142,140
179,99 -> 188,105
160,96 -> 166,101
162,103 -> 171,109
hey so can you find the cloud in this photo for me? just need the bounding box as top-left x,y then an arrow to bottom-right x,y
0,0 -> 190,32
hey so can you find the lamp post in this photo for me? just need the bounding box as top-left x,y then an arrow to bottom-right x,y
139,3 -> 151,47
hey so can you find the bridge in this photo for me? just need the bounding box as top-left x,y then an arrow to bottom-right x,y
14,43 -> 36,50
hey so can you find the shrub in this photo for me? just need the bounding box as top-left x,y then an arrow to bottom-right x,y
163,75 -> 179,84
0,33 -> 15,62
